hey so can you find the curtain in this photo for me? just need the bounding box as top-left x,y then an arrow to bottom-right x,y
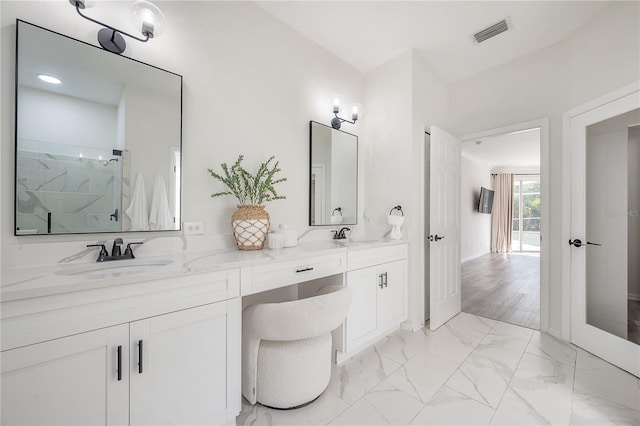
491,173 -> 513,253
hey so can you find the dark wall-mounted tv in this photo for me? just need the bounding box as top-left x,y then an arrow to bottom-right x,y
478,187 -> 495,214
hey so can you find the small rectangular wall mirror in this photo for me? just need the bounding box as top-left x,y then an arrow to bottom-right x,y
309,121 -> 358,226
15,20 -> 182,235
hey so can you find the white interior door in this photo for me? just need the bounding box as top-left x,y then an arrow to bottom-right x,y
568,83 -> 640,377
429,126 -> 462,330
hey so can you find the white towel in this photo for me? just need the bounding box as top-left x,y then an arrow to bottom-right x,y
149,175 -> 173,230
125,173 -> 149,231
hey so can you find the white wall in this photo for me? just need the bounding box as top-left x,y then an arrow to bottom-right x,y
330,131 -> 358,224
18,86 -> 117,152
629,126 -> 640,300
1,0 -> 364,247
363,50 -> 452,329
450,1 -> 640,335
122,84 -> 180,228
460,155 -> 491,262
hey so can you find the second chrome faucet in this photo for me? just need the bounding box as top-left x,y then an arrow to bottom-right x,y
333,227 -> 351,240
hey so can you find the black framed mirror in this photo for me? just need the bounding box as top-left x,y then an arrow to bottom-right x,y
15,20 -> 182,235
309,121 -> 358,226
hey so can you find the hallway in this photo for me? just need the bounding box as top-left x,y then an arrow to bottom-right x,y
462,253 -> 540,329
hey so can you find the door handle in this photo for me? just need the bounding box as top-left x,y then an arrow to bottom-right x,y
569,238 -> 602,247
569,238 -> 583,247
434,235 -> 445,241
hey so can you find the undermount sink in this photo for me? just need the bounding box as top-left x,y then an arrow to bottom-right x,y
335,239 -> 378,246
55,258 -> 174,278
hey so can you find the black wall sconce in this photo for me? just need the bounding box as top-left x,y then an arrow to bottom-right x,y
330,94 -> 363,130
69,0 -> 165,54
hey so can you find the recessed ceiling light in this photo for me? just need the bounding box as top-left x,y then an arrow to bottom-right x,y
37,74 -> 62,85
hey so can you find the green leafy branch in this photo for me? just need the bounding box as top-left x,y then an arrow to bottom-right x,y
208,155 -> 287,205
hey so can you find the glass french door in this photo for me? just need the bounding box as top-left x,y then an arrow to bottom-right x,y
512,177 -> 541,252
569,83 -> 640,377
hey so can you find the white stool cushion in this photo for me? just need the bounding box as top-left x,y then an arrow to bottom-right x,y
256,334 -> 332,408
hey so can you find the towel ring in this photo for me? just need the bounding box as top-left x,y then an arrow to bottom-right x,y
389,205 -> 404,216
332,207 -> 343,216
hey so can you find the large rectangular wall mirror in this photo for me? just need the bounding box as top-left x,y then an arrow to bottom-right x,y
15,20 -> 182,235
309,121 -> 357,226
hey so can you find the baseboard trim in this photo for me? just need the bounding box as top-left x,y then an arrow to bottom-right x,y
629,293 -> 640,301
462,251 -> 490,264
402,319 -> 424,332
546,327 -> 565,341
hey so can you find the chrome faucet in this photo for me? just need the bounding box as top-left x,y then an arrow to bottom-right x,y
87,238 -> 143,262
333,227 -> 351,240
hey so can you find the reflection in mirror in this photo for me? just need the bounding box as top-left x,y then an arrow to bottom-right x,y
309,121 -> 358,226
15,20 -> 182,235
585,108 -> 640,345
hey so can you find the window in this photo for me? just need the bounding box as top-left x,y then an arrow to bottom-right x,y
512,177 -> 540,251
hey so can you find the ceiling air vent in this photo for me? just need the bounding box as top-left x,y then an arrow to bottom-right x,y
472,18 -> 511,44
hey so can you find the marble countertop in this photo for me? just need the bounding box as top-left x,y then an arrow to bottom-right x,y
1,239 -> 406,302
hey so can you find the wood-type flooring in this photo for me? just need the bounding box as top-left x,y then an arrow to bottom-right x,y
462,252 -> 540,330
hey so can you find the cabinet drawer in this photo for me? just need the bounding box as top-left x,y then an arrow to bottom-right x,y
347,244 -> 407,271
241,253 -> 347,295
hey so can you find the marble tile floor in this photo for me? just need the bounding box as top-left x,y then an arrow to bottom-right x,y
236,312 -> 640,426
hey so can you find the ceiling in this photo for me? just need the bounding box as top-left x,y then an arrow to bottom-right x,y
256,1 -> 611,82
461,128 -> 540,169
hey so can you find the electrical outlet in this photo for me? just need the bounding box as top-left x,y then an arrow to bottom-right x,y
183,221 -> 205,235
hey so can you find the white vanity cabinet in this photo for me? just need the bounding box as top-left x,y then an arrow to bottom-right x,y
340,244 -> 408,361
1,324 -> 131,426
129,301 -> 240,426
1,269 -> 241,426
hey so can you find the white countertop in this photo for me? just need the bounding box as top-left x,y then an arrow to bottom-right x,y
1,239 -> 406,302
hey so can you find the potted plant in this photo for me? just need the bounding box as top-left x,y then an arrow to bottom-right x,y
208,155 -> 286,250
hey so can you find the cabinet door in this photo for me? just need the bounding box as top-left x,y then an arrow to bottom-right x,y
377,260 -> 407,328
345,267 -> 378,348
1,324 -> 129,426
129,300 -> 241,426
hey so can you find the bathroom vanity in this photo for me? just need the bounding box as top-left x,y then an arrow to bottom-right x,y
1,240 -> 407,425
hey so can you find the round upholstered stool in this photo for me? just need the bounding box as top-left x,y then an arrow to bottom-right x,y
256,334 -> 332,409
242,286 -> 351,409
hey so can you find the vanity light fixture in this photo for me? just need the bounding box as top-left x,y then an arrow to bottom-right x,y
69,0 -> 166,55
37,74 -> 62,85
330,94 -> 363,130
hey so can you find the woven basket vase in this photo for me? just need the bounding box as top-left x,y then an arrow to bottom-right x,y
231,205 -> 270,250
